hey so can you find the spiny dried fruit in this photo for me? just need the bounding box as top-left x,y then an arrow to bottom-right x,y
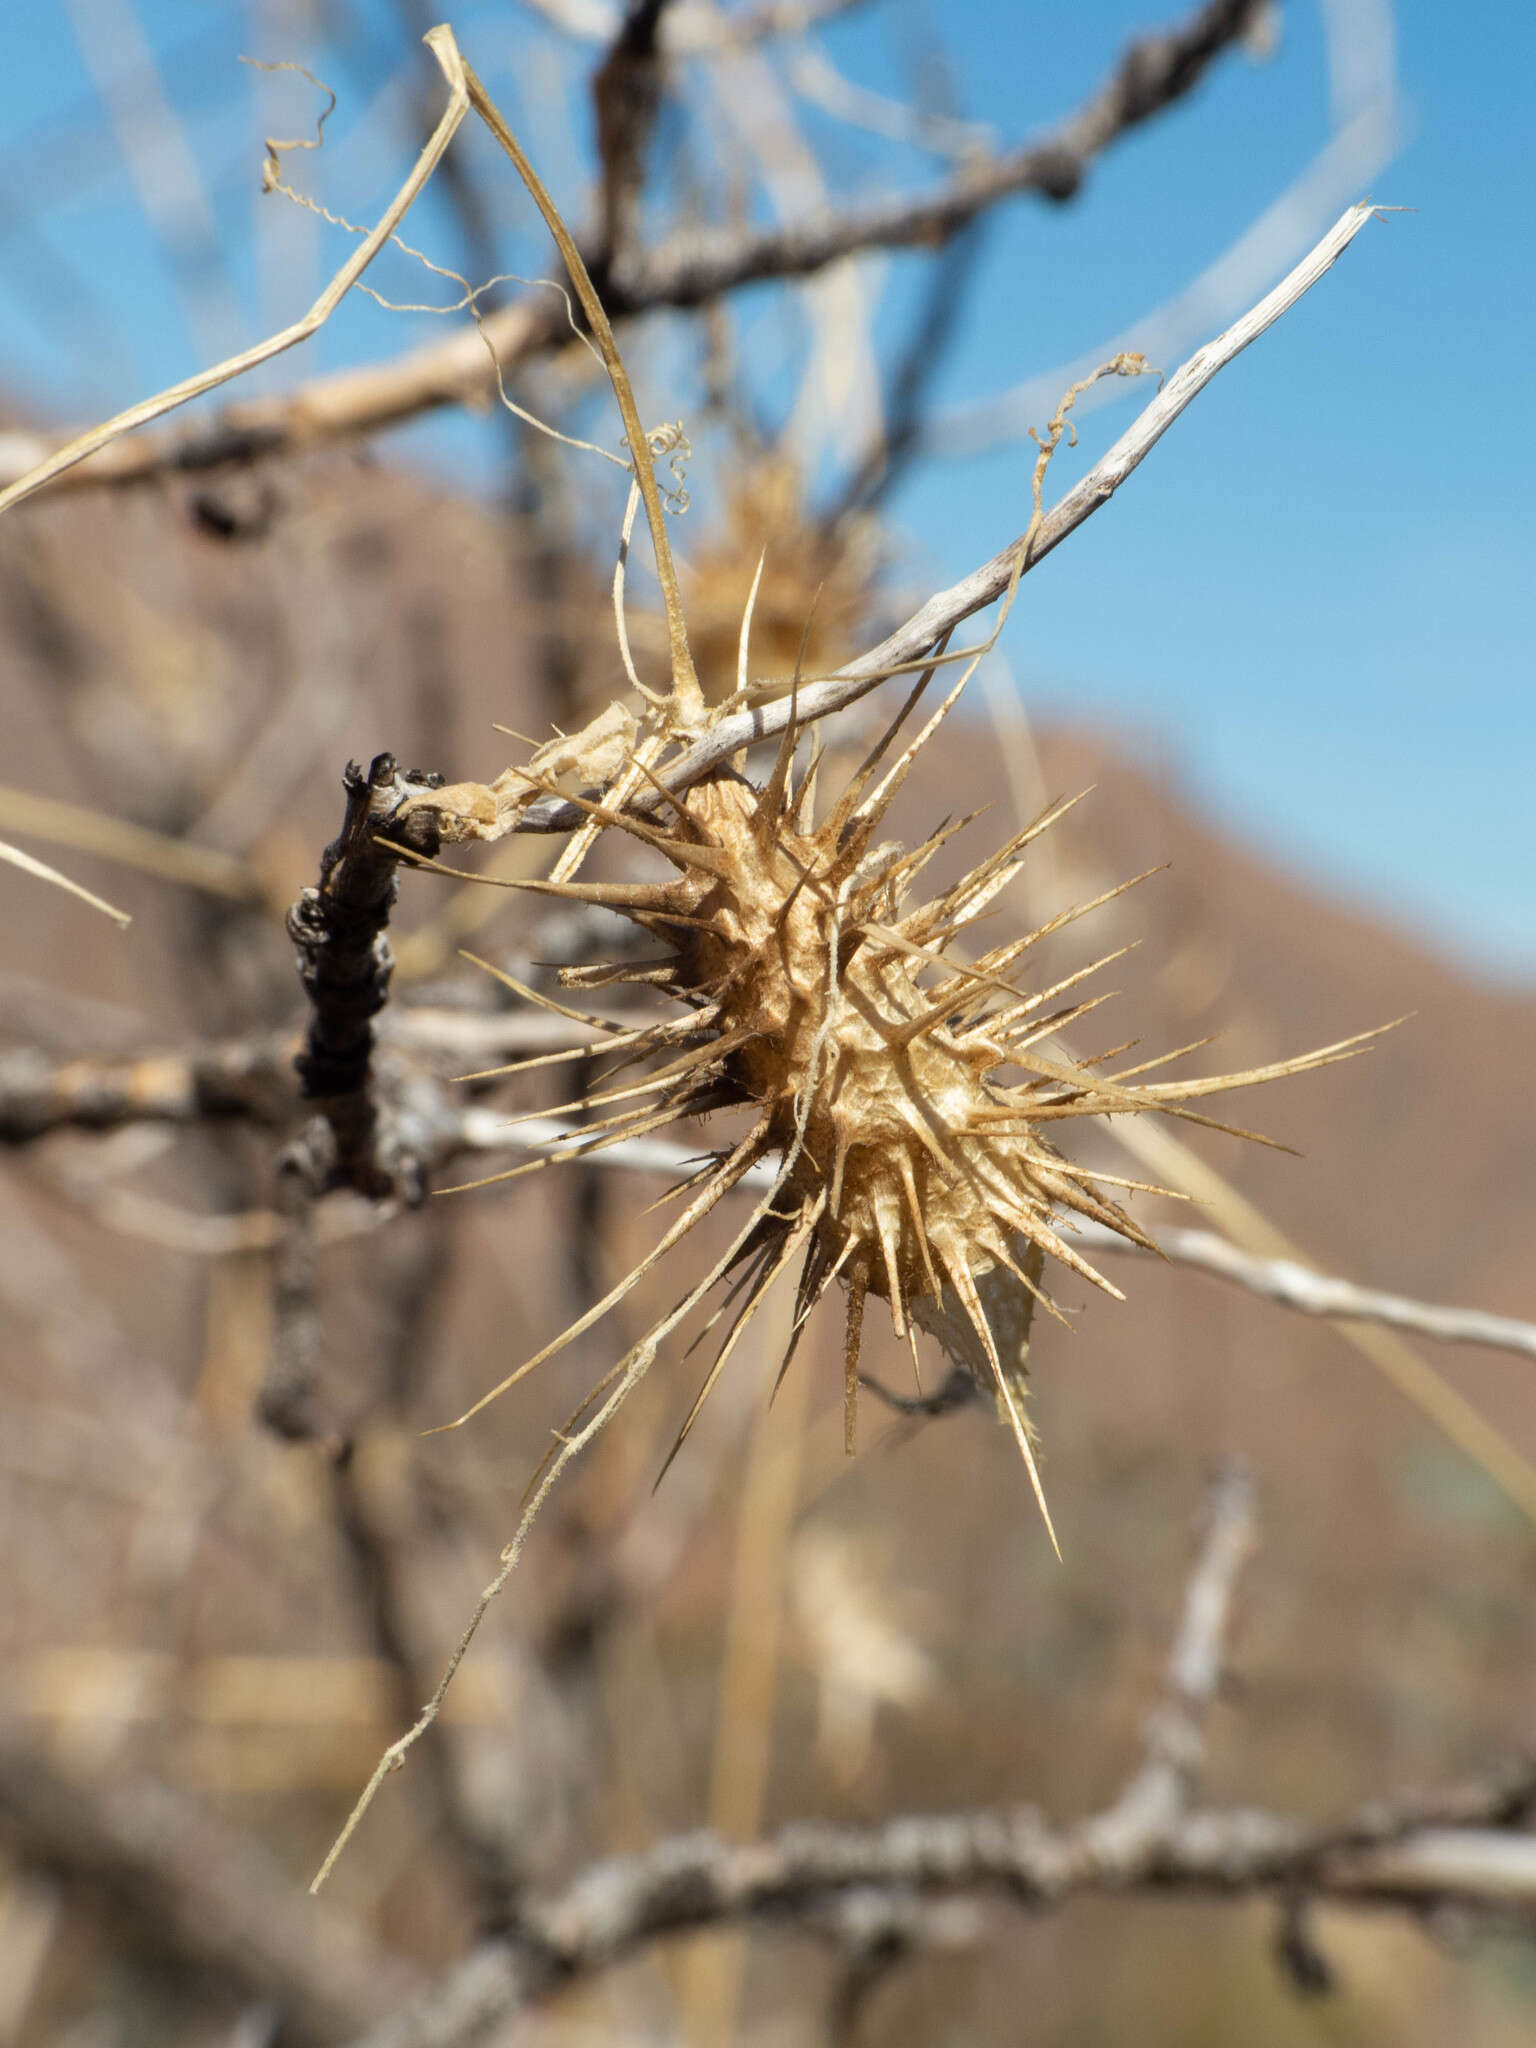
449,678 -> 1382,1548
680,455 -> 879,701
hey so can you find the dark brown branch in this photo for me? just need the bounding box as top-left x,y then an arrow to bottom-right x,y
598,0 -> 1269,309
592,0 -> 675,266
261,755 -> 446,1442
0,0 -> 1267,498
0,1742 -> 421,2045
522,0 -> 871,53
284,753 -> 444,1199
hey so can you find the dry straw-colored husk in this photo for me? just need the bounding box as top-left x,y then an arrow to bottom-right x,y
438,691 -> 1386,1556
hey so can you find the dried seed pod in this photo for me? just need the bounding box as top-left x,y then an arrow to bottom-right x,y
454,682 -> 1384,1548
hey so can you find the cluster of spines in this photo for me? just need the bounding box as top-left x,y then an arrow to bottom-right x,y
441,682 -> 1383,1544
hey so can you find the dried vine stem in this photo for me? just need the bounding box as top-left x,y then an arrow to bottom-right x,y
311,1061 -> 837,1891
434,29 -> 704,726
377,204 -> 1380,853
0,53 -> 473,518
416,201 -> 1384,840
437,1114 -> 1536,1370
1074,1216 -> 1536,1366
0,0 -> 1268,499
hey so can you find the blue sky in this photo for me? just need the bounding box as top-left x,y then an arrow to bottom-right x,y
2,0 -> 1531,983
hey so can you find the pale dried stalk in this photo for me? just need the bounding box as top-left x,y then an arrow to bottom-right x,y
1083,1216 -> 1536,1366
0,841 -> 131,929
0,53 -> 473,519
441,31 -> 704,725
505,203 -> 1385,836
1107,1113 -> 1536,1526
0,0 -> 1267,499
0,785 -> 261,905
312,1045 -> 835,1887
678,1289 -> 811,2044
448,1112 -> 1536,1371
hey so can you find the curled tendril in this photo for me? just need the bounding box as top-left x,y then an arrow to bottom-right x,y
644,422 -> 692,513
238,56 -> 337,193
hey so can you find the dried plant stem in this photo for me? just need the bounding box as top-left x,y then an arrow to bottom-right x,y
0,57 -> 472,520
679,1287 -> 810,2045
509,203 -> 1386,834
446,1115 -> 1536,1373
1107,1115 -> 1536,1526
308,1333 -> 657,1896
0,841 -> 130,928
1087,1220 -> 1536,1364
429,31 -> 705,724
0,0 -> 1269,500
0,785 -> 261,904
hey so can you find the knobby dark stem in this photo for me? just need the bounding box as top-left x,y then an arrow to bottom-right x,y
263,754 -> 444,1445
285,752 -> 443,1200
590,0 -> 676,274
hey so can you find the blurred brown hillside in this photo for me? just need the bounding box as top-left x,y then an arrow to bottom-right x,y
1,458 -> 1534,2048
